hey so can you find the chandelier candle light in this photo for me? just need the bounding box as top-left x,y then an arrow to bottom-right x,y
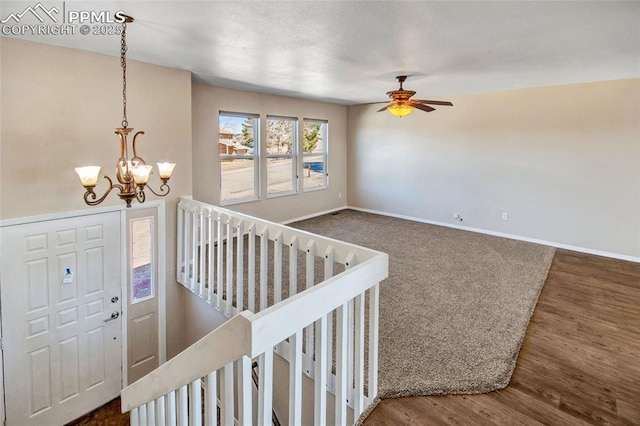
75,14 -> 175,208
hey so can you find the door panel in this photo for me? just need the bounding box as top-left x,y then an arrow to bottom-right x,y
126,208 -> 159,384
1,212 -> 122,426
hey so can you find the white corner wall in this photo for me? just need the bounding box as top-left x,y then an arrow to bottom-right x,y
191,82 -> 348,223
347,79 -> 640,259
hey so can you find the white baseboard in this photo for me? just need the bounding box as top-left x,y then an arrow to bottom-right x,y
347,206 -> 640,264
281,206 -> 345,225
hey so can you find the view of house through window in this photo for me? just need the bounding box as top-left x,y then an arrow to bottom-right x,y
267,116 -> 297,196
219,112 -> 259,203
218,113 -> 328,203
303,119 -> 328,191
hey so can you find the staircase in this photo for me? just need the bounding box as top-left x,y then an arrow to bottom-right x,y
121,197 -> 388,425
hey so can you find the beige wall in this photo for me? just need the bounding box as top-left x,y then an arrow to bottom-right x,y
191,82 -> 348,223
0,38 -> 193,358
348,78 -> 640,259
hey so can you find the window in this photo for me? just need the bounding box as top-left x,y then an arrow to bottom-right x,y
302,119 -> 328,191
219,112 -> 259,203
131,217 -> 154,303
266,116 -> 297,197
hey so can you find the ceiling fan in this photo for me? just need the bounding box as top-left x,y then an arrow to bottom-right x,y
376,75 -> 453,117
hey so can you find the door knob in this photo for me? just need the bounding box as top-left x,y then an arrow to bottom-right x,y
104,311 -> 120,322
111,296 -> 119,303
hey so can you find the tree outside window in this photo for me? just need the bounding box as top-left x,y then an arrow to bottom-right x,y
303,119 -> 327,191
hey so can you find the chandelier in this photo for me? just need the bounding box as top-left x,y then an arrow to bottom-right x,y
75,15 -> 175,208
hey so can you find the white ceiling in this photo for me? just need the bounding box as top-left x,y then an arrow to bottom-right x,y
3,1 -> 639,104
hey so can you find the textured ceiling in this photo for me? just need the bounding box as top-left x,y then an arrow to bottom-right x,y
2,1 -> 639,104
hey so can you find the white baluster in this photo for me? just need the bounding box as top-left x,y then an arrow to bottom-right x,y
205,372 -> 217,426
178,385 -> 188,426
305,241 -> 315,377
177,203 -> 184,283
314,315 -> 328,426
289,237 -> 298,297
335,303 -> 348,425
260,228 -> 269,311
167,390 -> 177,426
289,330 -> 302,426
324,247 -> 334,386
183,208 -> 191,286
147,400 -> 156,426
139,403 -> 147,426
236,220 -> 244,312
345,253 -> 356,407
207,211 -> 214,305
368,283 -> 380,401
221,362 -> 235,426
156,396 -> 165,426
199,210 -> 206,297
354,293 -> 366,416
226,218 -> 234,317
347,298 -> 354,406
274,231 -> 283,304
130,407 -> 140,426
257,350 -> 274,426
216,214 -> 224,310
248,225 -> 256,312
190,378 -> 202,426
238,356 -> 253,425
191,208 -> 198,291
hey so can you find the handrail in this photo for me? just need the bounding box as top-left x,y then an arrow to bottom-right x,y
121,256 -> 387,411
249,256 -> 387,357
121,312 -> 252,412
122,197 -> 389,423
178,198 -> 381,265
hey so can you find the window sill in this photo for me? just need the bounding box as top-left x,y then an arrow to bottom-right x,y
220,196 -> 260,207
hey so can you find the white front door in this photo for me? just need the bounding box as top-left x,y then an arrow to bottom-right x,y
1,212 -> 122,426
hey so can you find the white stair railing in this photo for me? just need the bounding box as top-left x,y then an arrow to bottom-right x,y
121,197 -> 388,425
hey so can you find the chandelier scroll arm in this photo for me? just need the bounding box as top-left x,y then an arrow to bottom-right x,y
83,176 -> 122,206
144,182 -> 171,197
131,131 -> 146,164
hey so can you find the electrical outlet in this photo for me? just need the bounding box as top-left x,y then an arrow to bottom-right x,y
338,192 -> 342,199
501,212 -> 508,221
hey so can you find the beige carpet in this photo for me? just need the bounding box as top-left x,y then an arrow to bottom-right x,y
290,209 -> 556,401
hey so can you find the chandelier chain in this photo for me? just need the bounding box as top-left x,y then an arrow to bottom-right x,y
120,21 -> 128,128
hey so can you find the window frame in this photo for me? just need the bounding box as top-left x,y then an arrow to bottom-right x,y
219,111 -> 260,205
130,216 -> 155,305
266,115 -> 298,198
302,118 -> 328,192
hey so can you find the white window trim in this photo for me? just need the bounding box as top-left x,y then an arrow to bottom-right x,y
302,118 -> 328,192
219,112 -> 260,205
266,116 -> 298,198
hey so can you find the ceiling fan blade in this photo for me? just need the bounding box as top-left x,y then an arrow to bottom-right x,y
413,103 -> 436,113
376,105 -> 390,112
413,99 -> 453,106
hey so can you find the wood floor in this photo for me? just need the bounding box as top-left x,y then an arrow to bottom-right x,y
363,249 -> 640,426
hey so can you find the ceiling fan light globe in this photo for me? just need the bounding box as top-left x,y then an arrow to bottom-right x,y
387,103 -> 414,117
